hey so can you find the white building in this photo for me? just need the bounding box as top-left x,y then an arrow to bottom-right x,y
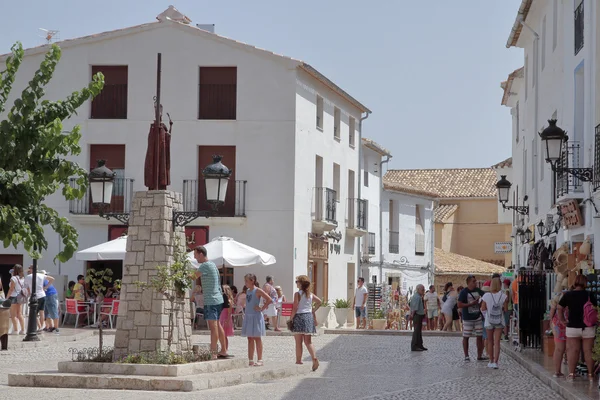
502,0 -> 600,267
359,138 -> 434,292
0,7 -> 371,301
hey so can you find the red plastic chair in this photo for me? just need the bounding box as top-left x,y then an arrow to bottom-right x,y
100,299 -> 120,329
62,299 -> 89,327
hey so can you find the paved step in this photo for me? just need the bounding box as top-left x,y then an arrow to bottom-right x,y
8,361 -> 325,392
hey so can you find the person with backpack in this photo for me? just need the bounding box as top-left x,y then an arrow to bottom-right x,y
557,274 -> 597,382
480,277 -> 508,369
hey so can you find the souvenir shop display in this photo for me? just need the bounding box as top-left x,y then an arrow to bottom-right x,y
367,283 -> 382,320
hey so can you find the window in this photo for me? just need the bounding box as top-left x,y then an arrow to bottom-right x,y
363,154 -> 369,187
415,205 -> 425,255
542,15 -> 547,70
349,117 -> 356,148
574,0 -> 584,55
515,102 -> 520,143
553,0 -> 558,50
525,56 -> 528,100
333,163 -> 340,201
368,232 -> 375,255
334,107 -> 341,140
316,96 -> 324,130
91,66 -> 128,119
198,67 -> 237,120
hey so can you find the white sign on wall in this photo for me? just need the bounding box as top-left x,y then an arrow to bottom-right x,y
494,242 -> 513,254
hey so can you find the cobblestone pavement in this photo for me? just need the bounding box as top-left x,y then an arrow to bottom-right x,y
0,334 -> 564,399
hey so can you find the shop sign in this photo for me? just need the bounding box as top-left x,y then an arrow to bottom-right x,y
185,227 -> 208,251
308,234 -> 328,260
560,200 -> 583,229
494,242 -> 512,254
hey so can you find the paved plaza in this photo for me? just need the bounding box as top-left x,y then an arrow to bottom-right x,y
0,333 -> 564,399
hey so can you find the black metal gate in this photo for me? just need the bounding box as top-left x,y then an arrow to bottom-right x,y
518,271 -> 547,349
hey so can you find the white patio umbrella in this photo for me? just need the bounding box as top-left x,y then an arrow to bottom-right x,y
76,236 -> 128,261
188,236 -> 276,268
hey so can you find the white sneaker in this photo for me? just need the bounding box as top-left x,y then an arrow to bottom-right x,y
487,362 -> 494,368
492,363 -> 499,369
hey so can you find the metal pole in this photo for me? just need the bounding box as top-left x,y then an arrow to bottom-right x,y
24,239 -> 40,342
154,53 -> 162,190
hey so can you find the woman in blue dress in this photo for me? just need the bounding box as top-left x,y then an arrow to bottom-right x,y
242,273 -> 273,366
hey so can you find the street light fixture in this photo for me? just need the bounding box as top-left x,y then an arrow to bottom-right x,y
539,119 -> 594,181
495,175 -> 529,215
524,228 -> 533,243
536,220 -> 545,237
89,160 -> 130,225
173,155 -> 231,228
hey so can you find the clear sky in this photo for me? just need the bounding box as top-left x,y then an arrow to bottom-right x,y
1,0 -> 524,169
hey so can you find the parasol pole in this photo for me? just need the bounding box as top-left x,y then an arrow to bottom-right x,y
154,53 -> 162,190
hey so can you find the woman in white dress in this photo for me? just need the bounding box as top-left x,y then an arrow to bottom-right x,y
441,282 -> 459,332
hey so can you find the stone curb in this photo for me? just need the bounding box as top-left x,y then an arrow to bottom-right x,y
324,329 -> 463,337
8,361 -> 326,392
6,330 -> 96,349
500,342 -> 583,400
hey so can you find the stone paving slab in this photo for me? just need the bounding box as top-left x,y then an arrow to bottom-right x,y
6,329 -> 95,349
324,329 -> 462,337
8,361 -> 325,392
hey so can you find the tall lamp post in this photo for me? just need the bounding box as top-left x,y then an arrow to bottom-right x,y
23,239 -> 39,342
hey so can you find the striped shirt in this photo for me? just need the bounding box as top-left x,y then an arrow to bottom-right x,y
197,261 -> 223,306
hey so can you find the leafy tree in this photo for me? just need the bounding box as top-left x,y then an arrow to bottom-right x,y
0,42 -> 104,262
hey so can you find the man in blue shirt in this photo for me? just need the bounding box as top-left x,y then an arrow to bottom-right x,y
193,245 -> 230,359
409,284 -> 427,351
41,270 -> 60,334
457,275 -> 486,361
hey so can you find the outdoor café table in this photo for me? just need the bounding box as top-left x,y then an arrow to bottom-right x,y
84,301 -> 98,327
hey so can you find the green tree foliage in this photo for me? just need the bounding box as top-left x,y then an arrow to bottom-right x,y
0,42 -> 104,262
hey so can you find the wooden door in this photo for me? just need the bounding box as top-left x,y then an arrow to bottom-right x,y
90,144 -> 126,213
0,254 -> 23,296
323,262 -> 329,301
308,261 -> 317,297
197,146 -> 236,216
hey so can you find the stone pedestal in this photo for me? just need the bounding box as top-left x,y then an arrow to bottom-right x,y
113,191 -> 192,360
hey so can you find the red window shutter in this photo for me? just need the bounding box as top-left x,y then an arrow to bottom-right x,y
108,225 -> 128,240
91,65 -> 128,119
184,227 -> 209,251
198,67 -> 237,120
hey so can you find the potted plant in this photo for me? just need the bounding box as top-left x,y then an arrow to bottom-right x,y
314,299 -> 332,328
372,309 -> 387,330
333,298 -> 350,328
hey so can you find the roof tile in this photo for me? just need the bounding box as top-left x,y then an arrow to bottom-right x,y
435,249 -> 505,275
434,204 -> 458,223
384,168 -> 497,198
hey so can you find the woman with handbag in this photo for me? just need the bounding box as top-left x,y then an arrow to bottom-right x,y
8,265 -> 26,335
290,275 -> 321,371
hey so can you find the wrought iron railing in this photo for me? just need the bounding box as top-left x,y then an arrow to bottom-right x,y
594,124 -> 600,191
91,84 -> 128,119
313,187 -> 337,223
198,83 -> 237,120
368,232 -> 376,255
69,177 -> 134,214
575,1 -> 584,55
389,231 -> 399,254
556,141 -> 584,198
347,198 -> 367,230
182,179 -> 246,217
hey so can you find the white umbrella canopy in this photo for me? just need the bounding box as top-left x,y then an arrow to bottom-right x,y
76,236 -> 128,261
188,236 -> 276,268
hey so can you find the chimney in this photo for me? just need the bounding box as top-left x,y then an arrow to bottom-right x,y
156,5 -> 191,24
196,24 -> 215,33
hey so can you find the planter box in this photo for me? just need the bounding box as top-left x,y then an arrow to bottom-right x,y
315,306 -> 333,328
372,319 -> 387,330
334,308 -> 348,328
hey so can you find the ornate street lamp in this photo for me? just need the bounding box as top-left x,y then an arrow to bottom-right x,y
89,160 -> 130,225
173,155 -> 231,228
536,220 -> 545,237
524,228 -> 533,243
495,175 -> 529,215
539,119 -> 594,181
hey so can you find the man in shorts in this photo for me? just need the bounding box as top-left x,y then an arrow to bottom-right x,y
193,246 -> 230,359
353,277 -> 368,329
457,275 -> 486,362
424,285 -> 441,331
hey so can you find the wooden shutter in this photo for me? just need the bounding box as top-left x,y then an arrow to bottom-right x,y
197,145 -> 236,216
185,227 -> 209,251
198,67 -> 237,120
91,65 -> 128,119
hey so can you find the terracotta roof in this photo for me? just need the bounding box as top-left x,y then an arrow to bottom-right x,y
501,67 -> 524,105
0,12 -> 370,114
434,204 -> 458,223
383,182 -> 439,199
435,249 -> 505,275
491,157 -> 513,169
362,137 -> 392,157
384,168 -> 497,199
506,0 -> 533,48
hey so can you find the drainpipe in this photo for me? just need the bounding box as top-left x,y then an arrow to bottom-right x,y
519,17 -> 540,216
379,155 -> 391,284
358,111 -> 370,280
430,199 -> 439,285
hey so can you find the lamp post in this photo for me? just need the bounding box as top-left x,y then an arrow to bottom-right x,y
536,221 -> 545,238
89,160 -> 130,225
524,228 -> 533,244
495,175 -> 529,215
23,241 -> 39,342
173,155 -> 231,228
539,119 -> 594,181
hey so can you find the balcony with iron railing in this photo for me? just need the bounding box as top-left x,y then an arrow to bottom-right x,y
575,1 -> 584,56
346,198 -> 367,237
312,187 -> 337,233
69,177 -> 134,216
91,84 -> 128,119
389,231 -> 399,254
556,141 -> 584,200
182,179 -> 247,218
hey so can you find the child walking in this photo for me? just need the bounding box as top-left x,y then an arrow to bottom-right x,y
242,274 -> 273,366
219,285 -> 235,351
